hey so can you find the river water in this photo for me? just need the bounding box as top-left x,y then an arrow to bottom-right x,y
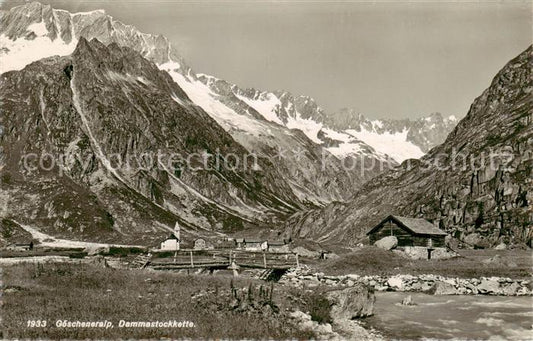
363,292 -> 533,340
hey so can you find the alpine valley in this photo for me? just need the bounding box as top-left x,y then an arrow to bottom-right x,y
0,2 -> 530,249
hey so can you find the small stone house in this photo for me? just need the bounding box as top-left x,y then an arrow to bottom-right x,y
367,215 -> 448,259
242,239 -> 265,251
216,239 -> 236,249
267,240 -> 289,253
193,238 -> 207,250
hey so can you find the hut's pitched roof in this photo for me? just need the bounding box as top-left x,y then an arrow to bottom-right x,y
367,215 -> 447,236
217,240 -> 236,248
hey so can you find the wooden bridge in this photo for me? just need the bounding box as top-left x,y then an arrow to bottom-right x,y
140,250 -> 299,277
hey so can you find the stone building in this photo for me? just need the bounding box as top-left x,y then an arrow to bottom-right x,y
160,222 -> 180,251
193,238 -> 207,250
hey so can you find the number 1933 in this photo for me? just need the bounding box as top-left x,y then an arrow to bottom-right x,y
27,320 -> 47,328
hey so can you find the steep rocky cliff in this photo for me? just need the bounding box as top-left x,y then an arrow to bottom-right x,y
0,1 -> 378,205
287,46 -> 533,248
0,38 -> 308,244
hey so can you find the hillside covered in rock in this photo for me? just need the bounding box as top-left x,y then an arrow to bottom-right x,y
286,46 -> 532,248
0,1 -> 389,206
0,38 -> 313,244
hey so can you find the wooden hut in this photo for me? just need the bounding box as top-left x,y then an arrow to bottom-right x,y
367,215 -> 447,249
267,240 -> 289,253
243,239 -> 264,251
6,241 -> 33,251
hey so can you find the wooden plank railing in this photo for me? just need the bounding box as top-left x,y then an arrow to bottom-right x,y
148,249 -> 298,269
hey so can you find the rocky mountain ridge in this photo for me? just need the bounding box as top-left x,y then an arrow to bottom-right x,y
2,2 -> 521,248
230,87 -> 458,161
0,1 -> 187,72
286,46 -> 532,248
0,37 -> 310,244
1,1 -> 386,206
1,2 -> 456,165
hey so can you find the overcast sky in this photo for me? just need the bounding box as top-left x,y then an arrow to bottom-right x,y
2,0 -> 532,119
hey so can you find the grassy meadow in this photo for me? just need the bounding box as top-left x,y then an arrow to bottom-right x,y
312,247 -> 532,279
1,262 -> 315,340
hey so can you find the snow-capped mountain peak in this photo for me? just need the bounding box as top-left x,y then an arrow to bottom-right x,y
228,88 -> 458,162
0,2 -> 187,74
1,1 -> 457,167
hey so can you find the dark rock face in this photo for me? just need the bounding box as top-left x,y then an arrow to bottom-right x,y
193,75 -> 369,204
0,38 -> 307,244
0,219 -> 33,246
288,46 -> 533,248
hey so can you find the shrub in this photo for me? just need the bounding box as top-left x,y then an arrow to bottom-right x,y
305,290 -> 332,324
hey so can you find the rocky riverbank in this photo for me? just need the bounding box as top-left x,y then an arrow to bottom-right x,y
279,267 -> 532,296
289,284 -> 383,340
290,310 -> 383,341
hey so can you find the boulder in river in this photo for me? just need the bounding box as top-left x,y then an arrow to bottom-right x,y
387,276 -> 404,290
501,282 -> 521,296
401,295 -> 416,306
326,284 -> 375,320
477,279 -> 500,294
428,281 -> 457,295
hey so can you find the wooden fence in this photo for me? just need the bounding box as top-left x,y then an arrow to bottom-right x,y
148,249 -> 298,270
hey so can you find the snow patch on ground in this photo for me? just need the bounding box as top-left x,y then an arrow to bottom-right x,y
158,61 -> 181,71
16,222 -> 143,249
345,128 -> 424,163
285,111 -> 323,144
372,120 -> 384,129
326,143 -> 365,159
107,71 -> 144,84
321,128 -> 366,158
446,115 -> 458,122
27,22 -> 48,36
71,9 -> 106,16
160,67 -> 271,136
170,93 -> 188,106
0,34 -> 77,74
235,92 -> 284,125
